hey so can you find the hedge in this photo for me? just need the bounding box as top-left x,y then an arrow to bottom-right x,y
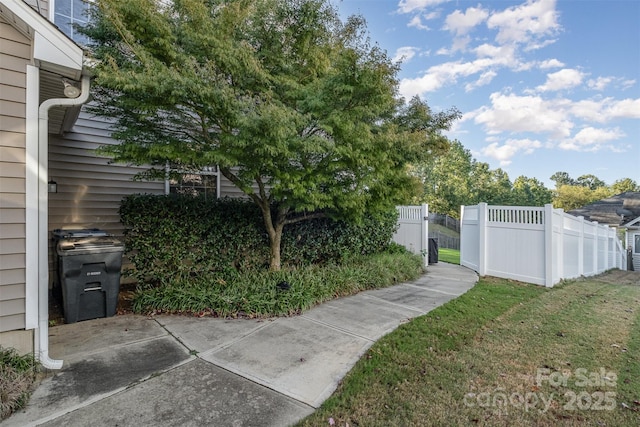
119,194 -> 399,286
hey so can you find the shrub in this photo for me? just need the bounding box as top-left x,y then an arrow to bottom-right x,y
0,347 -> 39,420
131,251 -> 424,317
119,194 -> 399,286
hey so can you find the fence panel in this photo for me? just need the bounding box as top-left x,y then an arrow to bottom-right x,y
393,204 -> 429,266
486,206 -> 547,285
460,203 -> 626,287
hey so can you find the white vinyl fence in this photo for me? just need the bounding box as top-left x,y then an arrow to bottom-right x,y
393,204 -> 429,266
460,203 -> 626,287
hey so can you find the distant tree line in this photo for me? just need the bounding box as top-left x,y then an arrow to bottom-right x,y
412,140 -> 639,218
550,173 -> 639,212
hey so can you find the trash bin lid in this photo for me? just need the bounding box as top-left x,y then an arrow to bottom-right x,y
53,228 -> 108,239
56,236 -> 124,256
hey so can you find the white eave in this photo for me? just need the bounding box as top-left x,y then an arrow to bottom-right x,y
0,0 -> 84,79
623,216 -> 640,228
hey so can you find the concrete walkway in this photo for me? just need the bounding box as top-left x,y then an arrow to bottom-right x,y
3,263 -> 477,427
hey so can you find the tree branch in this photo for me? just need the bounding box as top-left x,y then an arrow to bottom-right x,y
284,211 -> 327,225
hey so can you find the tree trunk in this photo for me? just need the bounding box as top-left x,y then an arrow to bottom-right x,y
217,168 -> 288,271
258,202 -> 287,271
268,224 -> 284,271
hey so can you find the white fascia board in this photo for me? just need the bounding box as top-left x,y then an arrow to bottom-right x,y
2,0 -> 83,76
33,32 -> 83,77
623,216 -> 640,228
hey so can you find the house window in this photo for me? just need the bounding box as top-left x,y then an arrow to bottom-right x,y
168,166 -> 219,199
53,0 -> 91,45
635,234 -> 640,254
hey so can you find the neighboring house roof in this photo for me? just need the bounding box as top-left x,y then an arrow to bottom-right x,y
568,192 -> 640,227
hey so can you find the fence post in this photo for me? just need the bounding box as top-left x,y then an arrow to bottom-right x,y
422,204 -> 429,267
478,203 -> 487,277
578,216 -> 584,277
459,205 -> 465,266
544,204 -> 554,287
556,208 -> 564,283
593,222 -> 599,274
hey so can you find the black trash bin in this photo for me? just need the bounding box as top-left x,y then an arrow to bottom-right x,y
53,229 -> 124,324
428,238 -> 439,264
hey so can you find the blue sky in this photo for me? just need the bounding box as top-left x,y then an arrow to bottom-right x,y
333,0 -> 640,188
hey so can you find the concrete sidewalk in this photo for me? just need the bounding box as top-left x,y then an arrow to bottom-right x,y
3,262 -> 477,427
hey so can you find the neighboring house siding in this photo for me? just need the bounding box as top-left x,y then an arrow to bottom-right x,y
218,168 -> 273,199
0,19 -> 30,332
47,110 -> 165,281
219,173 -> 252,198
626,230 -> 640,271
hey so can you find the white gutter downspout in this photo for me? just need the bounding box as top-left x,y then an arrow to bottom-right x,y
37,75 -> 91,369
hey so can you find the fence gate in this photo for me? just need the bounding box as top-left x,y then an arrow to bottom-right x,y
393,204 -> 429,266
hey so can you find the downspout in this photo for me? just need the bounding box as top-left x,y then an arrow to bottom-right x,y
37,75 -> 91,369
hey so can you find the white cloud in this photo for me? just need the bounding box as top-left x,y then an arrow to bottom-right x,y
408,15 -> 431,30
470,92 -> 574,138
423,11 -> 441,20
397,0 -> 449,14
603,98 -> 640,119
399,71 -> 446,97
399,48 -> 517,98
486,0 -> 559,47
450,35 -> 472,53
465,70 -> 497,92
537,68 -> 584,92
570,99 -> 608,123
539,58 -> 564,69
474,43 -> 516,61
392,46 -> 419,63
587,76 -> 613,91
444,6 -> 489,36
524,38 -> 557,52
571,97 -> 640,122
559,127 -> 625,151
584,76 -> 637,93
621,79 -> 636,90
481,138 -> 543,166
467,91 -> 637,155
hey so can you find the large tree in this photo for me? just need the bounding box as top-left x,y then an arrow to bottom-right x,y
611,178 -> 640,194
413,140 -> 473,217
470,162 -> 513,206
552,185 -> 613,211
550,171 -> 575,188
575,174 -> 606,190
83,0 -> 459,270
511,176 -> 553,206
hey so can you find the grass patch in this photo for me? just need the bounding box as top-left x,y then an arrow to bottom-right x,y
0,347 -> 39,420
438,248 -> 460,265
429,223 -> 460,239
298,273 -> 640,427
132,252 -> 424,317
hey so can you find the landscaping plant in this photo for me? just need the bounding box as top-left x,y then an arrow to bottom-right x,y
119,194 -> 399,286
132,250 -> 425,317
0,347 -> 39,420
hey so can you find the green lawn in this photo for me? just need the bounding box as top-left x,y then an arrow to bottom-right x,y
437,248 -> 460,265
298,272 -> 640,427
